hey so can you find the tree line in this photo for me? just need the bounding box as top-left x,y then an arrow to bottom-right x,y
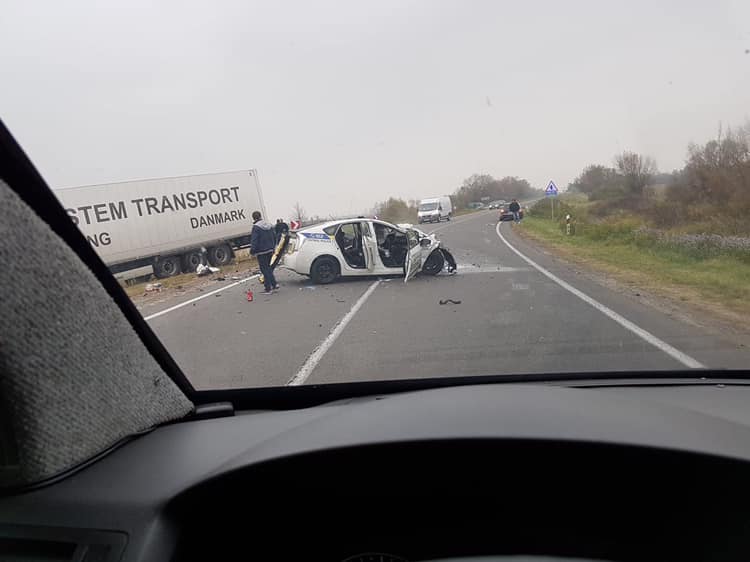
567,123 -> 750,233
371,174 -> 539,223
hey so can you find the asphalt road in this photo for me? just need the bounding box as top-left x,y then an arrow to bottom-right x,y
143,210 -> 749,389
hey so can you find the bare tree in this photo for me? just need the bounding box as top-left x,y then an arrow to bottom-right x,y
292,201 -> 306,224
614,151 -> 657,197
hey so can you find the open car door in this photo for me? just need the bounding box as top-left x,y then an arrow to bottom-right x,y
361,221 -> 377,272
403,228 -> 422,282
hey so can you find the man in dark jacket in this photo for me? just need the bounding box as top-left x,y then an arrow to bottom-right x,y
250,211 -> 278,294
509,199 -> 521,223
274,219 -> 289,244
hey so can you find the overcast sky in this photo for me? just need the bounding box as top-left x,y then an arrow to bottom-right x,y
1,0 -> 748,219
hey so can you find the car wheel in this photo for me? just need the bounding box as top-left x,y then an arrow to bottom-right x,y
207,243 -> 233,267
181,250 -> 203,272
447,213 -> 452,221
311,256 -> 340,284
153,255 -> 182,278
421,250 -> 445,275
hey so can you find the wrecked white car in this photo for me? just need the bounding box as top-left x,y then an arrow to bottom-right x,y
280,218 -> 456,284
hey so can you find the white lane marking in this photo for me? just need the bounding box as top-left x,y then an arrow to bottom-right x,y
454,264 -> 530,274
495,223 -> 705,369
144,275 -> 259,321
287,280 -> 381,386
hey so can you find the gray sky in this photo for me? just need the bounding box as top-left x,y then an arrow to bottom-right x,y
1,0 -> 748,219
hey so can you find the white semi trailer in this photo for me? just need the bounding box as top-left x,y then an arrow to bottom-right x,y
54,170 -> 267,278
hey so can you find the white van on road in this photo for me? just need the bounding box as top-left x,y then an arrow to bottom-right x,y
418,196 -> 453,223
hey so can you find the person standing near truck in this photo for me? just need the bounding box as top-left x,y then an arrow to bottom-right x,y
250,211 -> 278,294
509,199 -> 521,223
275,218 -> 289,244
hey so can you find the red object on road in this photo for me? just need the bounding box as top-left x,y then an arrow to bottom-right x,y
246,290 -> 254,302
290,220 -> 301,230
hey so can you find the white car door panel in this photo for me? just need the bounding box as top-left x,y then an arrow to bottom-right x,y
404,229 -> 422,282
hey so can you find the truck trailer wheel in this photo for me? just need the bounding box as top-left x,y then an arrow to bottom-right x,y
207,244 -> 233,267
153,255 -> 182,278
181,250 -> 203,273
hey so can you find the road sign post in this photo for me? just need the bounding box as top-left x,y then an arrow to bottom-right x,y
545,181 -> 559,221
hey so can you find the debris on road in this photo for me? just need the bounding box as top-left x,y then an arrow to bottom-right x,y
196,264 -> 221,276
231,276 -> 241,280
336,298 -> 346,303
145,283 -> 162,292
439,299 -> 462,305
216,276 -> 226,281
247,290 -> 254,302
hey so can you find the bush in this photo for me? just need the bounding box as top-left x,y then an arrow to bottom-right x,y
577,217 -> 641,244
588,186 -> 627,201
530,198 -> 574,220
634,227 -> 750,263
589,195 -> 649,218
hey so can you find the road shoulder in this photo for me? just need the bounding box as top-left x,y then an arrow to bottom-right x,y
508,221 -> 750,348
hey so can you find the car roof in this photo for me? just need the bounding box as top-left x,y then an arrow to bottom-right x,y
300,218 -> 403,231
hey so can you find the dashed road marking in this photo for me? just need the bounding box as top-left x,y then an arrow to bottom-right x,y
287,279 -> 381,385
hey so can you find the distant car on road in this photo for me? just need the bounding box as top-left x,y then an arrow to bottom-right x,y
281,218 -> 456,284
499,205 -> 524,222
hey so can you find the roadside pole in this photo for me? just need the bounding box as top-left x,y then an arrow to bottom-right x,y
545,180 -> 558,221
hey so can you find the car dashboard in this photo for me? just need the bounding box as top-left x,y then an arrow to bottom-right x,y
3,382 -> 750,562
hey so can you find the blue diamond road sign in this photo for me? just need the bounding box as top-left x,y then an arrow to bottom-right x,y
545,181 -> 558,197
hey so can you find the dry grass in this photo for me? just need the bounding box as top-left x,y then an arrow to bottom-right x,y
120,250 -> 258,299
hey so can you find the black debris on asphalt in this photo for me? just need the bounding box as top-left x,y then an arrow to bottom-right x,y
439,299 -> 462,305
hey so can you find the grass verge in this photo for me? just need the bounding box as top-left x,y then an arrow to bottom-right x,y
516,215 -> 750,325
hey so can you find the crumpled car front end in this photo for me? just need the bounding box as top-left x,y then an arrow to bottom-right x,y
409,228 -> 457,275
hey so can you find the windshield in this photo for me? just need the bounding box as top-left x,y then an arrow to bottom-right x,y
3,1 -> 749,392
